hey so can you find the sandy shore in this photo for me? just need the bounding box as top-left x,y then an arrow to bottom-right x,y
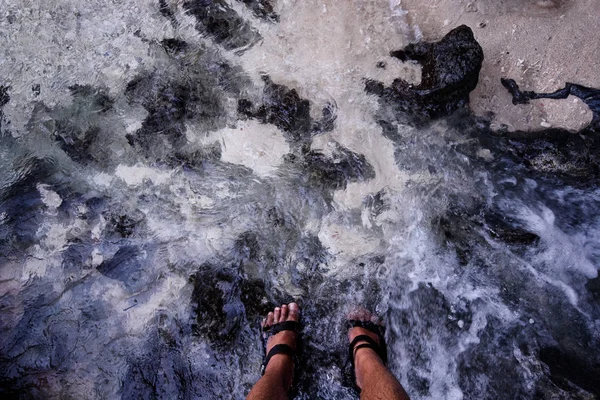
400,0 -> 600,132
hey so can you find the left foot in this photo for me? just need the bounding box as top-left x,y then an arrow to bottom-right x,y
262,302 -> 300,390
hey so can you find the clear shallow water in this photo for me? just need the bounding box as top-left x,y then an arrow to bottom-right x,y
1,1 -> 599,399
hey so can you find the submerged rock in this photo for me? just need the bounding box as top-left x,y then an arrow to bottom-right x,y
238,75 -> 336,146
366,25 -> 484,126
183,0 -> 261,51
236,0 -> 279,22
496,79 -> 600,179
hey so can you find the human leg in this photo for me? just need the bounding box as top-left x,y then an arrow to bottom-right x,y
348,310 -> 410,400
246,303 -> 300,400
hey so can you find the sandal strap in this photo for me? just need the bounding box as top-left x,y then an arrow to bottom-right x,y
349,331 -> 388,365
263,320 -> 300,335
261,343 -> 295,375
347,319 -> 386,336
349,334 -> 379,353
353,343 -> 379,355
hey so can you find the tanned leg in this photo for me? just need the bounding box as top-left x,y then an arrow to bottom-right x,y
348,310 -> 410,400
246,303 -> 300,400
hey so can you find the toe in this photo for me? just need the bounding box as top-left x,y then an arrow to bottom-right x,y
280,304 -> 289,323
287,302 -> 300,321
266,312 -> 274,328
273,307 -> 281,323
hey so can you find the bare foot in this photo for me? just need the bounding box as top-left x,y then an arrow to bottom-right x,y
347,308 -> 385,390
262,302 -> 300,391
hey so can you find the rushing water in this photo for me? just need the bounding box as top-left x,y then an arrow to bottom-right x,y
1,1 -> 599,399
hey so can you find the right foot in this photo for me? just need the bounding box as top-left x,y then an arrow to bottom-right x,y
347,308 -> 385,390
262,302 -> 300,390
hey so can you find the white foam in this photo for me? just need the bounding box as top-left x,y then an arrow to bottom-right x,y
209,120 -> 290,177
115,164 -> 173,187
37,183 -> 62,210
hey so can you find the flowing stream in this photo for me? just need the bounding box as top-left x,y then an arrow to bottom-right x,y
1,1 -> 599,399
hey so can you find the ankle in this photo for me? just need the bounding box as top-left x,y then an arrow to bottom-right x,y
263,355 -> 294,388
354,347 -> 384,388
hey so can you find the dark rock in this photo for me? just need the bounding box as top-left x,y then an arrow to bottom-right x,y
496,78 -> 600,179
25,85 -> 116,165
68,84 -> 114,113
236,0 -> 279,22
539,346 -> 600,395
367,25 -> 484,126
31,84 -> 40,97
587,276 -> 600,302
502,78 -> 600,132
239,76 -> 313,143
122,313 -> 197,399
189,263 -> 267,348
161,38 -> 188,55
53,122 -> 100,163
239,75 -> 337,145
294,145 -> 376,190
363,188 -> 390,219
0,155 -> 56,255
158,0 -> 176,25
0,85 -> 10,133
125,69 -> 223,159
107,212 -> 145,238
97,246 -> 148,290
183,0 -> 261,51
483,212 -> 539,245
124,43 -> 250,163
0,85 -> 10,108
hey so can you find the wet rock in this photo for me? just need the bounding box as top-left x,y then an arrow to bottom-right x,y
26,85 -> 118,166
53,123 -> 100,164
483,212 -> 540,245
502,78 -> 600,132
237,0 -> 279,22
493,79 -> 600,179
123,314 -> 198,399
0,155 -> 57,256
539,345 -> 600,395
96,246 -> 150,291
190,263 -> 267,348
158,0 -> 177,25
125,43 -> 250,163
586,276 -> 600,302
0,85 -> 10,107
363,188 -> 391,219
367,25 -> 484,126
492,127 -> 600,180
0,85 -> 10,133
68,84 -> 114,113
182,0 -> 261,51
105,211 -> 146,239
160,38 -> 188,55
285,144 -> 375,190
125,76 -> 192,151
457,317 -> 536,399
124,73 -> 218,160
61,239 -> 94,273
239,76 -> 336,145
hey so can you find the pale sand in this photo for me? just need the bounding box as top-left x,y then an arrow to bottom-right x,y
399,0 -> 600,132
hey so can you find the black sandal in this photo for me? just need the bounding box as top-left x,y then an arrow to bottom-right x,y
260,320 -> 301,375
346,319 -> 388,393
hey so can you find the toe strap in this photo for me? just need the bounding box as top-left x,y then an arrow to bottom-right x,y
263,320 -> 300,335
261,344 -> 295,375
